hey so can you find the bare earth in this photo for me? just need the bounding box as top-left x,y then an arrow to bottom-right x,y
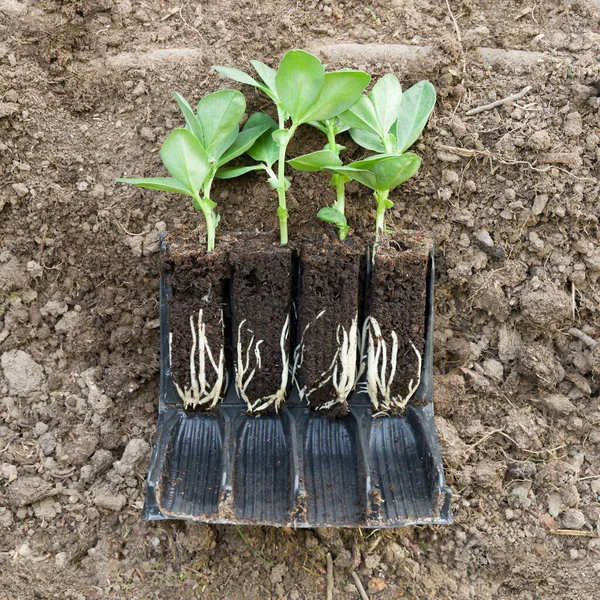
1,0 -> 600,598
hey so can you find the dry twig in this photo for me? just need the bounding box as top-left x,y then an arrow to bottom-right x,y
445,0 -> 466,76
568,327 -> 599,349
466,86 -> 532,115
326,553 -> 334,600
351,571 -> 370,600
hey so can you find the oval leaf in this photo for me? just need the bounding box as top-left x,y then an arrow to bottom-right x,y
394,80 -> 436,152
288,149 -> 342,172
216,164 -> 265,179
247,115 -> 279,166
196,90 -> 246,160
369,73 -> 402,137
217,112 -> 274,167
317,207 -> 347,227
325,166 -> 378,191
160,128 -> 210,194
116,177 -> 193,196
275,50 -> 324,123
348,153 -> 402,170
213,65 -> 261,88
172,92 -> 203,140
299,70 -> 371,124
339,96 -> 379,134
251,60 -> 278,95
372,153 -> 422,191
348,128 -> 386,152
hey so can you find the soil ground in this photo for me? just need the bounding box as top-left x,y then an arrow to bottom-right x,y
1,0 -> 600,599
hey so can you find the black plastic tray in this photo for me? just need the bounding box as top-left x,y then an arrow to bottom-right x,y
143,251 -> 452,527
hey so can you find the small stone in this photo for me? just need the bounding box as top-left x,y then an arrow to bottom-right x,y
132,80 -> 146,97
33,497 -> 59,519
113,438 -> 150,475
1,463 -> 18,482
55,311 -> 81,334
561,508 -> 586,530
528,130 -> 551,151
7,476 -> 52,508
55,552 -> 69,569
38,432 -> 56,456
564,112 -> 583,137
270,563 -> 286,585
94,491 -> 126,512
509,482 -> 532,508
91,184 -> 105,199
11,183 -> 29,197
76,181 -> 89,192
531,194 -> 548,215
476,229 -> 494,248
0,507 -> 14,528
543,394 -> 576,415
26,260 -> 43,278
139,126 -> 155,141
33,422 -> 49,437
498,325 -> 522,362
41,300 -> 68,317
529,231 -> 544,251
1,350 -> 45,396
368,578 -> 387,592
483,359 -> 504,382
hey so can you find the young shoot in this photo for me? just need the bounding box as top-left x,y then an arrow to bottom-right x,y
214,50 -> 370,245
287,116 -> 352,240
116,90 -> 271,252
325,153 -> 422,242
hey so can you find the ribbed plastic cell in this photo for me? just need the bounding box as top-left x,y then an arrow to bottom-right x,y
143,251 -> 452,527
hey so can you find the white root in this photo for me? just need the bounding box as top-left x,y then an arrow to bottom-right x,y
172,309 -> 227,410
235,315 -> 291,414
361,316 -> 422,413
294,312 -> 360,410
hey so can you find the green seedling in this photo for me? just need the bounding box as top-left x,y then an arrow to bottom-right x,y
287,117 -> 351,240
116,90 -> 271,252
214,50 -> 370,245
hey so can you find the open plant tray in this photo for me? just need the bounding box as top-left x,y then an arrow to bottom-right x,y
143,249 -> 452,528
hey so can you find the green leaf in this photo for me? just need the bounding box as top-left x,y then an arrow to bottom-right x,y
116,177 -> 193,196
246,115 -> 279,166
160,128 -> 210,194
251,60 -> 278,95
213,65 -> 261,88
339,96 -> 379,134
370,74 -> 402,137
370,153 -> 422,191
287,149 -> 342,172
275,50 -> 324,123
215,165 -> 266,179
346,153 -> 401,169
217,112 -> 274,167
298,70 -> 371,124
196,90 -> 246,160
348,128 -> 386,152
317,207 -> 347,227
172,92 -> 203,140
325,166 -> 379,190
394,80 -> 436,152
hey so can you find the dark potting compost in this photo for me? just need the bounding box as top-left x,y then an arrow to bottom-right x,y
144,234 -> 451,528
295,234 -> 364,416
230,234 -> 293,414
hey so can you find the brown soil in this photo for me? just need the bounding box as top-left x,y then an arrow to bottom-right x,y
230,233 -> 292,408
164,230 -> 231,404
2,0 -> 600,598
296,234 -> 364,415
368,231 -> 432,409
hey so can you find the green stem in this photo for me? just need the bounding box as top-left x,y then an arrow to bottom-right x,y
203,206 -> 217,252
374,189 -> 389,244
276,136 -> 289,246
326,119 -> 347,241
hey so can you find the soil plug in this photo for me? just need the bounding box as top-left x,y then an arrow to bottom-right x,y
214,50 -> 370,245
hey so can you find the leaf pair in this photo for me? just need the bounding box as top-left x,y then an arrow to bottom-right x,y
341,77 -> 436,153
215,50 -> 371,127
117,91 -> 272,198
325,153 -> 422,193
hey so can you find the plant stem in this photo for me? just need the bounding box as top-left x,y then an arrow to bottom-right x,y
276,136 -> 289,245
203,207 -> 217,252
374,189 -> 389,243
326,119 -> 347,241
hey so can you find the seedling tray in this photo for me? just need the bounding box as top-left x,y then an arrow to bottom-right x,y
143,250 -> 452,527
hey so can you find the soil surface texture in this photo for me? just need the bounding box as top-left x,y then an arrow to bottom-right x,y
1,0 -> 600,598
296,234 -> 364,415
230,234 -> 292,409
367,231 -> 432,410
164,230 -> 230,407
